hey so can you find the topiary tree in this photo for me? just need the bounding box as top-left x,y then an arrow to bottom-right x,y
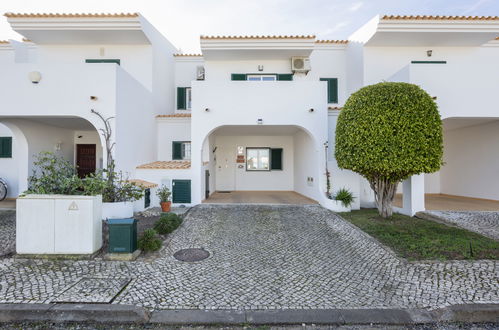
335,82 -> 443,218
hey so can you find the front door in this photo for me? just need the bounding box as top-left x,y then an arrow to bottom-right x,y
216,147 -> 235,191
76,144 -> 96,178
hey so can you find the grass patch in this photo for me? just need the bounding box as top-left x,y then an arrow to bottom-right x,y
338,209 -> 499,261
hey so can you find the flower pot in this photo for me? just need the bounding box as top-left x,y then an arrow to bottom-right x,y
160,201 -> 171,212
102,201 -> 134,220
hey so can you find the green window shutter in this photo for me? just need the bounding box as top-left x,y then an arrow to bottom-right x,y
177,87 -> 186,109
0,137 -> 12,158
231,74 -> 247,81
271,148 -> 283,170
277,74 -> 293,81
172,180 -> 191,203
172,141 -> 183,160
144,188 -> 151,208
85,59 -> 120,65
320,78 -> 338,103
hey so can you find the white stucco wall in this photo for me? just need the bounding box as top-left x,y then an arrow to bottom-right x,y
213,135 -> 294,191
134,168 -> 193,206
440,120 -> 499,200
157,118 -> 191,160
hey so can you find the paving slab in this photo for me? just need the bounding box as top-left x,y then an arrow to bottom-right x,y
150,309 -> 245,324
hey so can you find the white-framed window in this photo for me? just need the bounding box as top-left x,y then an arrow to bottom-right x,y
247,75 -> 277,81
186,87 -> 192,109
182,142 -> 191,160
173,141 -> 191,160
246,148 -> 270,171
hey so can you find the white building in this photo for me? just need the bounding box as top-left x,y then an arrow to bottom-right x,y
1,13 -> 498,215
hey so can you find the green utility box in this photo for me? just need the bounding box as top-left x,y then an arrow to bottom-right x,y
107,218 -> 137,253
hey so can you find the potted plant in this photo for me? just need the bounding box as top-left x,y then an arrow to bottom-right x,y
156,185 -> 171,212
323,187 -> 355,212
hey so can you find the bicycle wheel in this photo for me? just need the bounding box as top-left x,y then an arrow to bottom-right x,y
0,181 -> 7,201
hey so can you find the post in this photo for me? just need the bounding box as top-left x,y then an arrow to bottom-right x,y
399,174 -> 425,216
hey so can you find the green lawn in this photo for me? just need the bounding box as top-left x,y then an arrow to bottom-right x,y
338,209 -> 499,261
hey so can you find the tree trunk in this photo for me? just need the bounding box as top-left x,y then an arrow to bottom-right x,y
369,177 -> 398,218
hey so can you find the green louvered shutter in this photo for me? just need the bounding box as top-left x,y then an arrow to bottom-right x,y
0,137 -> 12,158
320,78 -> 338,103
172,180 -> 191,203
85,59 -> 120,65
172,141 -> 183,160
231,74 -> 247,81
271,148 -> 283,170
277,74 -> 293,81
177,87 -> 186,109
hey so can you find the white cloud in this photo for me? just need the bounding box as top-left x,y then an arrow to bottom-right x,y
348,2 -> 364,12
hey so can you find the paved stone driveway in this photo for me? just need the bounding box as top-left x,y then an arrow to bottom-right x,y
0,205 -> 497,311
0,210 -> 15,257
420,211 -> 499,241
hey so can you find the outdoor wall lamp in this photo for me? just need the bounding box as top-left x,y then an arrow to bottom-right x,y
258,65 -> 264,71
29,71 -> 41,84
90,96 -> 98,101
205,108 -> 210,112
426,50 -> 433,57
54,141 -> 62,151
257,118 -> 263,125
309,108 -> 314,113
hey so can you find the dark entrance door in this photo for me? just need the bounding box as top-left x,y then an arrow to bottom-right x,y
205,170 -> 210,199
76,144 -> 96,178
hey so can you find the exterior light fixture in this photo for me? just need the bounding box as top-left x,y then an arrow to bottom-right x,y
90,96 -> 98,101
54,141 -> 63,151
309,108 -> 314,112
426,50 -> 432,57
205,108 -> 210,112
28,71 -> 42,84
258,65 -> 264,72
257,118 -> 263,125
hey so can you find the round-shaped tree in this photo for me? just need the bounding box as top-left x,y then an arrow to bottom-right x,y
335,82 -> 443,218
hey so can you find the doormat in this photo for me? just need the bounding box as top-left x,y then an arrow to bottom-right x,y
52,277 -> 131,303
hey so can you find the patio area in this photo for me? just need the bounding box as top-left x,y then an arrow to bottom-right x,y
394,193 -> 499,211
204,191 -> 318,205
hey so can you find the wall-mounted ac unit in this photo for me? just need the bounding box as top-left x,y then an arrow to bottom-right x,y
291,56 -> 311,73
197,66 -> 205,80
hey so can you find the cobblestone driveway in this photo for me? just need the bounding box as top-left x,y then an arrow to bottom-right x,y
0,210 -> 15,257
0,205 -> 497,311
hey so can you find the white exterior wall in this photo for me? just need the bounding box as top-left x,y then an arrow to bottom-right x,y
213,135 -> 294,191
134,168 -> 193,206
440,121 -> 499,200
157,119 -> 191,160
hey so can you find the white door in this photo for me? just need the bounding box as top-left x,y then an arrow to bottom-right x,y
216,146 -> 235,191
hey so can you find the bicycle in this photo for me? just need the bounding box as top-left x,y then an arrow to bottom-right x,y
0,178 -> 7,201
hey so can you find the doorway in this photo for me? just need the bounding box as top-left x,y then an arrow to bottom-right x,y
76,144 -> 96,178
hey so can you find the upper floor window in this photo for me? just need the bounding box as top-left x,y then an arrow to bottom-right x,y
85,59 -> 121,65
0,137 -> 12,158
177,87 -> 191,110
173,141 -> 191,160
231,73 -> 293,81
320,78 -> 338,104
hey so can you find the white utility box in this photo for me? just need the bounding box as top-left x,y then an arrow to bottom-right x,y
16,194 -> 102,255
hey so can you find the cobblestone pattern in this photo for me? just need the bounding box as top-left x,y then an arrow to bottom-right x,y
423,211 -> 499,241
0,210 -> 15,257
0,205 -> 497,311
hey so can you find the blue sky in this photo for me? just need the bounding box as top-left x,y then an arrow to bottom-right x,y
0,0 -> 498,52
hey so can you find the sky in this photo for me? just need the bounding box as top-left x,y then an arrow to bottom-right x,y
0,0 -> 498,52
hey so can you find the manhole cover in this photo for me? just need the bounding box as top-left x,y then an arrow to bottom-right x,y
174,248 -> 210,262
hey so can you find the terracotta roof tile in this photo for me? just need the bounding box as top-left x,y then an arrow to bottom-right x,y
127,179 -> 158,189
328,106 -> 343,110
0,40 -> 9,44
382,15 -> 499,21
200,35 -> 315,40
173,53 -> 203,57
4,12 -> 139,18
156,114 -> 191,118
495,37 -> 499,40
137,161 -> 191,170
315,40 -> 348,44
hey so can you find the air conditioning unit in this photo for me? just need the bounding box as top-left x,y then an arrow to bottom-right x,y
196,66 -> 205,80
291,56 -> 311,73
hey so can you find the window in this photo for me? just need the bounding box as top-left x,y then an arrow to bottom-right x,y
177,87 -> 191,110
85,59 -> 120,65
173,141 -> 191,160
231,73 -> 293,81
320,78 -> 338,104
246,148 -> 270,171
0,137 -> 12,158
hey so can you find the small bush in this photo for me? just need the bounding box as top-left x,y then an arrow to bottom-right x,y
333,188 -> 355,208
154,213 -> 183,235
138,229 -> 162,252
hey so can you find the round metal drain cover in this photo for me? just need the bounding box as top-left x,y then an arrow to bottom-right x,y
173,248 -> 210,262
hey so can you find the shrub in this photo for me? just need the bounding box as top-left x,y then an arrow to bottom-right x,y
156,185 -> 171,203
333,188 -> 355,208
82,167 -> 143,203
335,82 -> 443,218
138,229 -> 162,252
26,152 -> 83,195
154,213 -> 182,235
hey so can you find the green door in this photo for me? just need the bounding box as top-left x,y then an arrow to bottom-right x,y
172,180 -> 191,203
